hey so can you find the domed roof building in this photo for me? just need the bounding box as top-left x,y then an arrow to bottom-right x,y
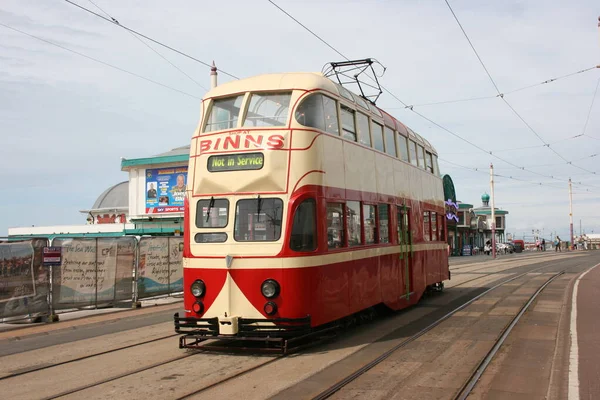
80,181 -> 129,224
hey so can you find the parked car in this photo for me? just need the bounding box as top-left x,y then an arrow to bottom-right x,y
511,240 -> 525,253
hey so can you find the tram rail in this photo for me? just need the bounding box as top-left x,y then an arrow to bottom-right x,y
310,264 -> 569,400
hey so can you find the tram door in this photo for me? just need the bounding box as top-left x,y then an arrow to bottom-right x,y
398,205 -> 412,298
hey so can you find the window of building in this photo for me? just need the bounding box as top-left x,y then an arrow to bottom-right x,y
371,121 -> 384,152
423,211 -> 431,241
458,212 -> 465,225
204,95 -> 244,132
379,204 -> 389,243
289,199 -> 317,252
234,198 -> 283,242
294,94 -> 339,135
426,151 -> 434,173
196,199 -> 229,228
398,135 -> 410,162
341,105 -> 357,141
243,92 -> 291,127
357,112 -> 371,147
409,140 -> 418,166
347,201 -> 362,246
418,145 -> 426,169
327,202 -> 345,249
384,127 -> 397,157
496,216 -> 502,229
431,213 -> 437,241
363,204 -> 376,244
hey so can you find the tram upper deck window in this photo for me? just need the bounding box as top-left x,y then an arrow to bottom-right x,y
196,199 -> 229,228
384,127 -> 397,157
244,92 -> 291,127
433,154 -> 440,176
398,134 -> 409,162
341,105 -> 357,141
357,112 -> 371,147
371,121 -> 384,152
426,151 -> 434,173
204,95 -> 244,132
408,140 -> 418,166
418,145 -> 426,169
295,94 -> 339,134
234,198 -> 283,242
351,93 -> 370,110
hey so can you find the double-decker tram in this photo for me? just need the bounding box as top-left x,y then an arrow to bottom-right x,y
174,72 -> 449,351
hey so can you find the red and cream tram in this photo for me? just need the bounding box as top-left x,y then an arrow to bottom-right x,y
174,72 -> 449,347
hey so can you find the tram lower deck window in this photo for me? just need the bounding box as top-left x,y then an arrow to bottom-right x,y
234,198 -> 283,242
289,199 -> 317,252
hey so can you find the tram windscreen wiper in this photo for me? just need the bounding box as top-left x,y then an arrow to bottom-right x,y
205,196 -> 215,223
256,195 -> 262,222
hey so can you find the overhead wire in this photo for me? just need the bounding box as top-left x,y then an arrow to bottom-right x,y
443,0 -> 598,176
63,0 -> 240,80
86,0 -> 208,91
387,65 -> 598,109
0,22 -> 202,100
581,77 -> 600,137
438,157 -> 597,192
265,0 -> 600,187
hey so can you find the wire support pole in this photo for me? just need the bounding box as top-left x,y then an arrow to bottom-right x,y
569,178 -> 574,250
490,163 -> 496,259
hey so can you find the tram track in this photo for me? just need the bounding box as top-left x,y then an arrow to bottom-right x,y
174,355 -> 284,400
309,263 -> 571,400
452,270 -> 566,400
41,351 -> 198,400
0,333 -> 179,381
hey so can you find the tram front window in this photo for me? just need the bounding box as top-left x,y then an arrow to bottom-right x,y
243,92 -> 291,127
205,95 -> 244,132
196,199 -> 229,228
234,198 -> 283,242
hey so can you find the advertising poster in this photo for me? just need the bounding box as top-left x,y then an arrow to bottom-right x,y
56,239 -> 117,305
145,167 -> 187,214
0,242 -> 35,303
114,238 -> 136,301
137,237 -> 183,297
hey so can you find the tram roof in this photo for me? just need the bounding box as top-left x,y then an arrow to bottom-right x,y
206,72 -> 437,154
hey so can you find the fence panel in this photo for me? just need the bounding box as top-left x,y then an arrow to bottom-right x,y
168,237 -> 183,294
114,237 -> 136,302
137,237 -> 183,299
52,237 -> 124,310
0,238 -> 50,320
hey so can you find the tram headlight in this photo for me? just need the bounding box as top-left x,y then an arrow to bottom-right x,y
190,280 -> 205,298
261,279 -> 280,299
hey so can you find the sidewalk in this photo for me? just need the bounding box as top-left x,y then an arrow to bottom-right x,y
0,295 -> 182,335
572,263 -> 600,400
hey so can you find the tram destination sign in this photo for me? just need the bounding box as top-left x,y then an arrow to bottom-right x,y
207,152 -> 264,172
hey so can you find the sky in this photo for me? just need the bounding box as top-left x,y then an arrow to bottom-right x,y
0,0 -> 599,240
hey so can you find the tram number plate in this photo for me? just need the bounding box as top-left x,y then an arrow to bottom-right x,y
207,152 -> 264,172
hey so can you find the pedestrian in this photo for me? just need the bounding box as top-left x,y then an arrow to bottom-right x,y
555,236 -> 561,252
542,238 -> 545,251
